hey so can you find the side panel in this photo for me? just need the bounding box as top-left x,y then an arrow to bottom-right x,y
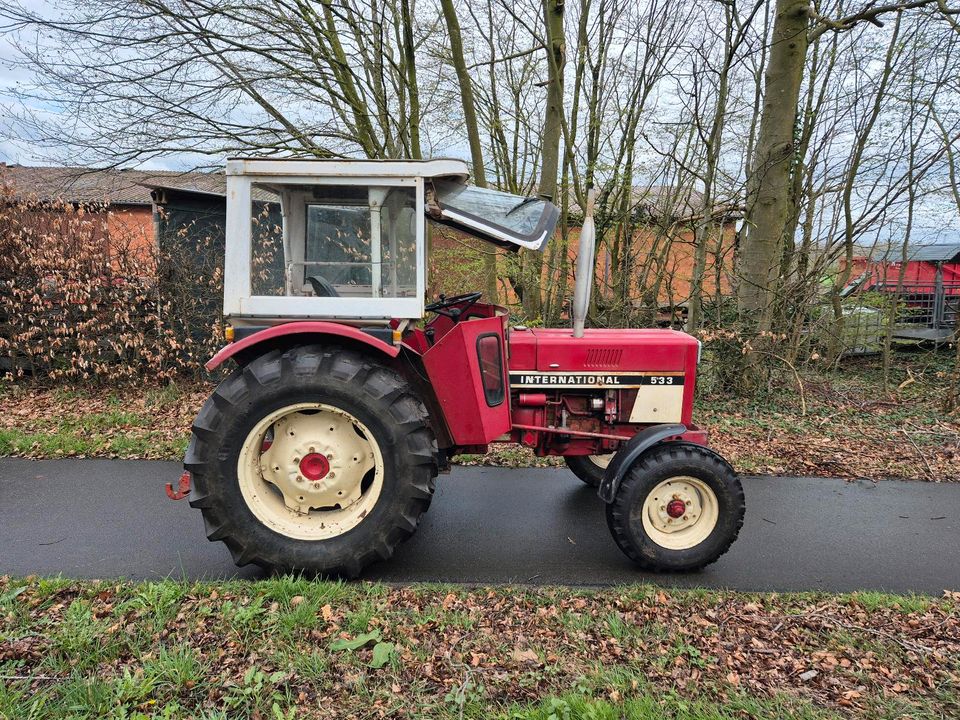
421,316 -> 511,444
205,321 -> 399,370
628,379 -> 685,423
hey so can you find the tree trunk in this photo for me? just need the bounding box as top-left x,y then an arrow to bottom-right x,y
399,0 -> 422,159
739,0 -> 809,331
524,0 -> 565,318
439,0 -> 498,302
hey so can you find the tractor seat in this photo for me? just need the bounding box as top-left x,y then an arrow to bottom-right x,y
306,275 -> 340,298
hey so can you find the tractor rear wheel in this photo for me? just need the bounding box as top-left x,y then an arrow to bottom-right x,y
185,345 -> 437,577
606,443 -> 743,572
565,454 -> 614,487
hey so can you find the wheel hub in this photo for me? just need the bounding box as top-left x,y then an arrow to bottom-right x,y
258,410 -> 376,514
647,479 -> 706,535
666,498 -> 686,518
299,452 -> 330,481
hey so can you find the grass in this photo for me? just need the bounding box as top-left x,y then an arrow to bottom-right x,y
1,577 -> 958,719
0,384 -> 199,460
0,424 -> 187,459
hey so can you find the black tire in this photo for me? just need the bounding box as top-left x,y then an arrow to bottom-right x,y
185,345 -> 437,577
605,443 -> 744,572
565,455 -> 608,487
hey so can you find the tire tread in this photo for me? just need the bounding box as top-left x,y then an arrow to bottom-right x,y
186,345 -> 437,578
606,443 -> 744,572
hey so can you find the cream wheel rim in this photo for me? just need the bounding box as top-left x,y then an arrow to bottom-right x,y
237,402 -> 384,540
640,476 -> 719,550
589,454 -> 614,469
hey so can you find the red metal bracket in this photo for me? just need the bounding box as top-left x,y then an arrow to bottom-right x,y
511,423 -> 635,442
165,471 -> 191,500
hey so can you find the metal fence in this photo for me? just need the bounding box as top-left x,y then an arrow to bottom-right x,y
874,280 -> 960,341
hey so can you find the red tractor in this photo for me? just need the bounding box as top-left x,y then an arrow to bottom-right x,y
179,158 -> 744,576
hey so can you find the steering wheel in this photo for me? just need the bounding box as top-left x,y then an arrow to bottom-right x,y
425,291 -> 483,322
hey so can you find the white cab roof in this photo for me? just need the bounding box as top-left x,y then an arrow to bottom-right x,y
226,157 -> 470,181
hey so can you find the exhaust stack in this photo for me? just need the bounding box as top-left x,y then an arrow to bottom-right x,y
572,189 -> 596,338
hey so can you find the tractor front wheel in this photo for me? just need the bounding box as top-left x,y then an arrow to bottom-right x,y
606,443 -> 744,572
185,345 -> 437,577
564,454 -> 613,487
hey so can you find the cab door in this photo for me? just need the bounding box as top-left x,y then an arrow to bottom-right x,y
421,315 -> 511,445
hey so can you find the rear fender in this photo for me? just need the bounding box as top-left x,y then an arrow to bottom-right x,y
597,423 -> 686,503
205,321 -> 400,371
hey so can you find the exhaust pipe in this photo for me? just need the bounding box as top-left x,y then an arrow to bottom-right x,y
572,189 -> 596,338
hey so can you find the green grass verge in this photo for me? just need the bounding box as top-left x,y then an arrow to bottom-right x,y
1,578 -> 957,719
0,423 -> 188,459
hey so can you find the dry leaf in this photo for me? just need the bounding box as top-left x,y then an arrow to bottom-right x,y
511,648 -> 539,664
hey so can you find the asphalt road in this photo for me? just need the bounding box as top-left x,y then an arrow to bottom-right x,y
1,458 -> 958,594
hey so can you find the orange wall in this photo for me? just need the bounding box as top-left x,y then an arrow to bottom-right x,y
106,206 -> 155,263
7,203 -> 156,272
430,222 -> 736,307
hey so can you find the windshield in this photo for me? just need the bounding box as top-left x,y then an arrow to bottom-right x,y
431,179 -> 558,251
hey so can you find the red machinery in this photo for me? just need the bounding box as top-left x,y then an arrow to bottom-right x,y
179,158 -> 744,576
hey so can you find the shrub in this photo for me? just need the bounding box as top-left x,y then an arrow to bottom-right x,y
0,183 -> 222,382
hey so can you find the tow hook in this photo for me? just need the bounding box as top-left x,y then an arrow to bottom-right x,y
166,471 -> 192,500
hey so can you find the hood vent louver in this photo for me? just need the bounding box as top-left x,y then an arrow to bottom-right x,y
584,348 -> 622,368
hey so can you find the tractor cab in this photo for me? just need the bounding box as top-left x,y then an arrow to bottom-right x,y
222,157 -> 556,326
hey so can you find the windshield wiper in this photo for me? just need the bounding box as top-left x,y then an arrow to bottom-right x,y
505,196 -> 539,216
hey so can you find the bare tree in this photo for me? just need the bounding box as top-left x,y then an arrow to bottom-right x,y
1,0 -> 440,163
739,0 -> 960,334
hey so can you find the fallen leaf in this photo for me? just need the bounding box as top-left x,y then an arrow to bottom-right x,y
369,642 -> 395,669
330,629 -> 381,652
511,648 -> 539,664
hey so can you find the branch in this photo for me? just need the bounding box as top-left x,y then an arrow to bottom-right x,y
810,0 -> 954,40
465,44 -> 543,70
